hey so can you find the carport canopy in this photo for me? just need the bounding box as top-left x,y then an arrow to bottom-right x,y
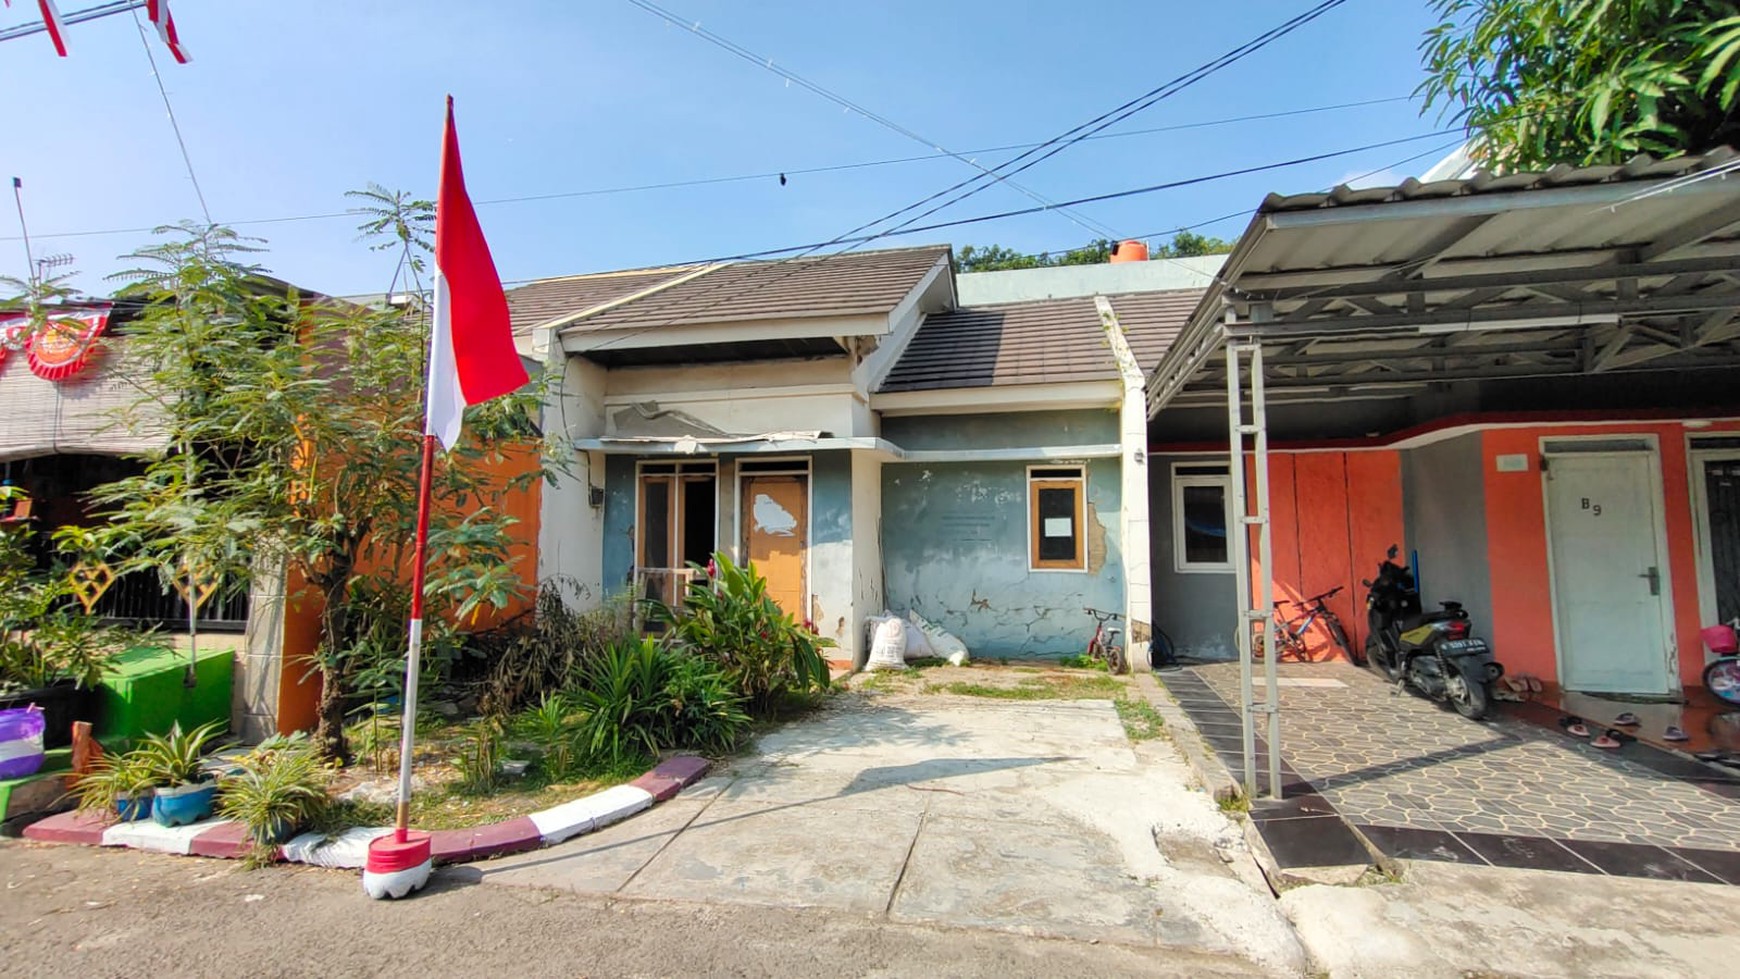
1142,148 -> 1740,800
1148,148 -> 1740,414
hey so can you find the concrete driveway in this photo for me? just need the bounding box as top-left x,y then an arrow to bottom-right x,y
448,691 -> 1306,973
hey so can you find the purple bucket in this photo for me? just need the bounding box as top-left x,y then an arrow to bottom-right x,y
0,706 -> 47,780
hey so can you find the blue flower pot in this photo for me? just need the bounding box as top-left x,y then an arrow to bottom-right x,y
115,792 -> 154,822
152,781 -> 216,827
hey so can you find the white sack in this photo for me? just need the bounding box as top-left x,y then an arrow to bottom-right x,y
909,610 -> 970,666
866,615 -> 907,671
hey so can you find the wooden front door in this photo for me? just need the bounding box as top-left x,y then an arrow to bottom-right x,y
741,473 -> 808,619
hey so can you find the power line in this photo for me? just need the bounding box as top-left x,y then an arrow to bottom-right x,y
129,9 -> 211,227
624,0 -> 1120,240
839,0 -> 1355,258
0,94 -> 1414,244
1000,136 -> 1471,274
575,0 -> 1357,355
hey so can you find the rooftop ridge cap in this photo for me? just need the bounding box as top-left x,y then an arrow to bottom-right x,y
544,263 -> 727,335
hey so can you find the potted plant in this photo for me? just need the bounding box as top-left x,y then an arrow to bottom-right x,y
72,752 -> 158,821
217,734 -> 331,845
0,526 -> 139,749
135,720 -> 225,827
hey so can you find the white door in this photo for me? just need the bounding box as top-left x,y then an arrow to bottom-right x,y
1545,451 -> 1673,694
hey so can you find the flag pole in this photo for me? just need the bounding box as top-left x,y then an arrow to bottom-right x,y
393,429 -> 438,840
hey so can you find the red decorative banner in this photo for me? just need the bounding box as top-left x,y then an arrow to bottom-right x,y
0,315 -> 29,374
16,307 -> 111,381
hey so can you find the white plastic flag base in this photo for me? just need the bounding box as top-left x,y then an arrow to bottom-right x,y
362,858 -> 432,900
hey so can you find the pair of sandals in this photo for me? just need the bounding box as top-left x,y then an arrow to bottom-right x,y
1561,712 -> 1688,749
1497,673 -> 1544,702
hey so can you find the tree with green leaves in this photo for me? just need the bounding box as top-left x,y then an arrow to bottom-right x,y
89,196 -> 558,762
955,231 -> 1230,273
1420,0 -> 1740,171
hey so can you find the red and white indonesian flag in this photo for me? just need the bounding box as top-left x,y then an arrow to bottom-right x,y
36,0 -> 68,57
146,0 -> 190,64
425,96 -> 528,450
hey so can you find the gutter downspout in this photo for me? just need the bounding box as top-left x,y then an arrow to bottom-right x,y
1095,296 -> 1153,672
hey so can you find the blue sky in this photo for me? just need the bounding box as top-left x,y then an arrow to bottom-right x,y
0,1 -> 1452,297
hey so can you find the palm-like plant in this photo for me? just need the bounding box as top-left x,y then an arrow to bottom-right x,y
134,720 -> 225,787
217,734 -> 331,845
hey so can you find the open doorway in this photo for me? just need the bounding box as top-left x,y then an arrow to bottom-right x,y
636,461 -> 717,607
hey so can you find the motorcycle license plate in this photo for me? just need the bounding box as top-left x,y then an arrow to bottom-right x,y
1440,639 -> 1489,654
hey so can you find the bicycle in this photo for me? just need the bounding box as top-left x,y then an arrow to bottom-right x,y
1084,607 -> 1128,674
1254,586 -> 1362,665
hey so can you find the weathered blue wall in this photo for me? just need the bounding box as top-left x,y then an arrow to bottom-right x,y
882,409 -> 1117,451
601,455 -> 637,599
881,455 -> 1124,658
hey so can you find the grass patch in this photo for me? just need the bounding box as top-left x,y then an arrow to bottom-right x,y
923,671 -> 1124,701
1217,793 -> 1250,814
321,771 -> 626,832
1056,654 -> 1109,671
1114,696 -> 1166,740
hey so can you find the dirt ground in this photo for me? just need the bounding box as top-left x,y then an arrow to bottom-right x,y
0,843 -> 1259,978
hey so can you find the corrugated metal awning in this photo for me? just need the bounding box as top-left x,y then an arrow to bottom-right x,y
1148,148 -> 1740,414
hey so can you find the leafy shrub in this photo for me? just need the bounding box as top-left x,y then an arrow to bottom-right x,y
476,578 -> 635,717
514,692 -> 580,780
0,521 -> 140,696
654,552 -> 830,715
662,653 -> 751,754
569,638 -> 673,771
454,717 -> 504,795
73,752 -> 156,813
217,733 -> 332,845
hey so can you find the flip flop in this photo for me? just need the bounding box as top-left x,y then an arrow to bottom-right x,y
1664,725 -> 1690,742
1612,712 -> 1640,726
1592,731 -> 1621,749
1526,676 -> 1543,694
1565,721 -> 1591,738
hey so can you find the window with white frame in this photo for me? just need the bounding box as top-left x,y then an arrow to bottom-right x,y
1028,466 -> 1086,571
1173,463 -> 1232,573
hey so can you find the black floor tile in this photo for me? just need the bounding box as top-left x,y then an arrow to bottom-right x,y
1356,824 -> 1485,865
1453,832 -> 1601,875
1253,815 -> 1371,870
1670,846 -> 1740,885
1557,839 -> 1723,883
1252,792 -> 1339,820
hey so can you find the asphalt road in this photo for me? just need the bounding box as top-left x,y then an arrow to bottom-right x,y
0,842 -> 1261,978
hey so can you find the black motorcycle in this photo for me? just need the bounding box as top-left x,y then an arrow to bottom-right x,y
1363,545 -> 1504,720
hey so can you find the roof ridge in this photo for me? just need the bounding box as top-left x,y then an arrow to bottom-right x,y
537,263 -> 727,334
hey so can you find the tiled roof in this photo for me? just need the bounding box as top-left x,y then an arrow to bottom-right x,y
505,246 -> 950,338
506,266 -> 696,336
1108,289 -> 1205,371
876,289 -> 1203,393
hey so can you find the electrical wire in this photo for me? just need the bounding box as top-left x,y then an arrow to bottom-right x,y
629,0 -> 1120,239
573,0 -> 1357,354
0,94 -> 1416,244
130,9 -> 211,227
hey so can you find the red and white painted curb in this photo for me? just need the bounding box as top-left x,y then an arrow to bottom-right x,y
22,755 -> 711,868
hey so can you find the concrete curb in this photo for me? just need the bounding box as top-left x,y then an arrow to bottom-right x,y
1135,672 -> 1241,803
21,755 -> 711,869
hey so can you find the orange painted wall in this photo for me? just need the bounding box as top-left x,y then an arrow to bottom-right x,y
271,445 -> 544,733
1481,421 -> 1740,689
1248,450 -> 1404,660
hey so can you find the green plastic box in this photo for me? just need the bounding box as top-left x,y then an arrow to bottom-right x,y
96,643 -> 233,746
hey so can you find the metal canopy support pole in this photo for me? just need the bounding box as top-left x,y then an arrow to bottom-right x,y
1225,340 -> 1281,800
1251,344 -> 1281,799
